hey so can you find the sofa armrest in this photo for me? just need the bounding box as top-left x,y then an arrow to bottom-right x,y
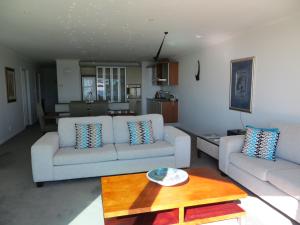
31,132 -> 59,182
218,135 -> 245,174
164,126 -> 191,168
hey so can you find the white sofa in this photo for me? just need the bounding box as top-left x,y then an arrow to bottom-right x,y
31,114 -> 191,185
219,123 -> 300,223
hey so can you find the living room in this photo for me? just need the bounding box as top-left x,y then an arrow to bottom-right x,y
0,1 -> 300,225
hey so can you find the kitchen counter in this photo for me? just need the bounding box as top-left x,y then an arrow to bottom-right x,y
147,98 -> 178,102
147,98 -> 178,123
55,101 -> 130,113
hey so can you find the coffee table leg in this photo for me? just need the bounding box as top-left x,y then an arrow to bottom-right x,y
237,216 -> 246,225
179,207 -> 184,224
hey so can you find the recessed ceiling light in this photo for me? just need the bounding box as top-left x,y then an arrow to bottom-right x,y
196,35 -> 203,38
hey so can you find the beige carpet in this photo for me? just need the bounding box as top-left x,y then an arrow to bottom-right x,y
0,125 -> 298,225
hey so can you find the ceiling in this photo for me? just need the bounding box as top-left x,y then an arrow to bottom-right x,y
0,0 -> 299,63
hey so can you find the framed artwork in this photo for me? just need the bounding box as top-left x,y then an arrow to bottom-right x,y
229,57 -> 254,113
5,67 -> 16,103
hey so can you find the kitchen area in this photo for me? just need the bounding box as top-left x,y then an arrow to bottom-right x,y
52,60 -> 178,122
80,62 -> 142,115
54,61 -> 142,116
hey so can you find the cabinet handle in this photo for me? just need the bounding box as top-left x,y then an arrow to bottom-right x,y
157,78 -> 167,82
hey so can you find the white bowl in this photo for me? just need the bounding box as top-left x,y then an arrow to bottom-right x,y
146,168 -> 189,186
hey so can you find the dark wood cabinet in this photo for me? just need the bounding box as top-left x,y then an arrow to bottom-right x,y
162,101 -> 178,123
147,99 -> 178,123
152,62 -> 178,86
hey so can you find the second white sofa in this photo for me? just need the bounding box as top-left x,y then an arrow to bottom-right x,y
31,114 -> 191,185
219,123 -> 300,223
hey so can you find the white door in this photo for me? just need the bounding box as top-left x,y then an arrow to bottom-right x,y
25,70 -> 32,124
21,69 -> 32,126
36,73 -> 42,104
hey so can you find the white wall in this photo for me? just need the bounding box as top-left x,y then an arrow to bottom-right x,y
141,61 -> 160,114
0,45 -> 37,144
173,13 -> 300,136
56,59 -> 81,103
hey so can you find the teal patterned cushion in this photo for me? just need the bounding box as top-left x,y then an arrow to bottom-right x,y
127,120 -> 155,145
75,124 -> 89,149
242,125 -> 280,161
75,123 -> 103,149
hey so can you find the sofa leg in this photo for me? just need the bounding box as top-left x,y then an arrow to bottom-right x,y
197,150 -> 202,158
36,182 -> 44,187
220,171 -> 227,177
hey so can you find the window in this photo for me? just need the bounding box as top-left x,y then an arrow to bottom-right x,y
96,67 -> 126,102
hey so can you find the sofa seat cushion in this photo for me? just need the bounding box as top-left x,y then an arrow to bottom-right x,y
230,153 -> 298,181
267,168 -> 300,200
115,141 -> 175,160
53,144 -> 117,166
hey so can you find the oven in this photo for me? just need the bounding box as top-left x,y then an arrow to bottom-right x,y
127,84 -> 141,99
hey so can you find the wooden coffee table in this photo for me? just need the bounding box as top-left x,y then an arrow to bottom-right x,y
101,168 -> 247,225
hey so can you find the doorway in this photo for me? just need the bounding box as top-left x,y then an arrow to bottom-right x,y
39,65 -> 58,112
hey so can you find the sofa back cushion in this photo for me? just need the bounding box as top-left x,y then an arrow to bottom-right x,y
113,114 -> 164,144
271,123 -> 300,164
58,116 -> 113,147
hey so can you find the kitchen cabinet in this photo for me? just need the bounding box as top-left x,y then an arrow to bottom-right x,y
152,62 -> 178,86
147,99 -> 178,123
80,66 -> 96,76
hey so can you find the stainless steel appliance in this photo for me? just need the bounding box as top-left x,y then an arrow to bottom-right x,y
127,84 -> 141,99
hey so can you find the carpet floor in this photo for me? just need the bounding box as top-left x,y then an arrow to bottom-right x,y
0,125 -> 298,225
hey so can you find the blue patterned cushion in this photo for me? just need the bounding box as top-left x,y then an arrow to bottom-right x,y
242,125 -> 280,161
88,123 -> 103,148
75,124 -> 89,149
75,123 -> 103,149
127,121 -> 143,145
127,120 -> 155,145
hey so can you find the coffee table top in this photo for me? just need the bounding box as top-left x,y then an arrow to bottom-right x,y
101,167 -> 247,218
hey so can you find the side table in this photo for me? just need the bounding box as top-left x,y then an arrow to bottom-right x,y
196,135 -> 220,160
227,129 -> 246,136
